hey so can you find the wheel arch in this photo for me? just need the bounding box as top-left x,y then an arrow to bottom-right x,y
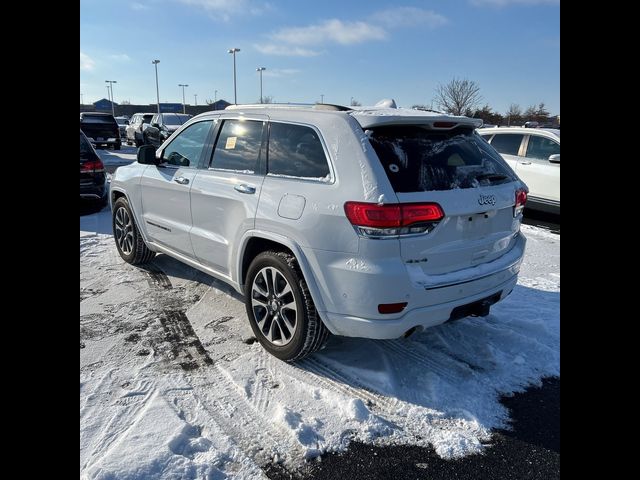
237,231 -> 327,314
110,187 -> 153,246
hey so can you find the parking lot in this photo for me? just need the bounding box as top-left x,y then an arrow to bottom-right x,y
81,150 -> 559,479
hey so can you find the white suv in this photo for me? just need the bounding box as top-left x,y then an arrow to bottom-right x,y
478,127 -> 560,214
110,104 -> 528,361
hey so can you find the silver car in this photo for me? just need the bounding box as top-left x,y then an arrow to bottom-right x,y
110,104 -> 528,361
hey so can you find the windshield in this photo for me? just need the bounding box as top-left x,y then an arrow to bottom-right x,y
368,125 -> 517,192
164,114 -> 190,125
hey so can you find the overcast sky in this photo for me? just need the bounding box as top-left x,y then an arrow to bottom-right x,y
80,0 -> 560,114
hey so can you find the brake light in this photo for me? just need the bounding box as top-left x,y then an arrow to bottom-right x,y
344,202 -> 444,237
514,188 -> 527,217
81,159 -> 105,173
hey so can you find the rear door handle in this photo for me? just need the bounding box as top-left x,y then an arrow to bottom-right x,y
234,184 -> 256,194
174,176 -> 189,185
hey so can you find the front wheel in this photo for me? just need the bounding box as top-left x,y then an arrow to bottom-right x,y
112,197 -> 155,265
245,251 -> 329,362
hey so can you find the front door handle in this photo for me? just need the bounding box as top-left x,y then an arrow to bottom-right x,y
174,176 -> 189,185
234,184 -> 256,194
519,161 -> 532,165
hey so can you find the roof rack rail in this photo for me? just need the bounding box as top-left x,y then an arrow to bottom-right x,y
225,103 -> 352,112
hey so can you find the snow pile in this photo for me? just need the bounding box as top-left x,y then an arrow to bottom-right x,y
81,209 -> 559,478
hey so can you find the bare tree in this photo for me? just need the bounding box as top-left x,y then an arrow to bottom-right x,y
505,103 -> 522,126
434,78 -> 482,116
261,95 -> 274,104
350,99 -> 362,106
524,104 -> 538,121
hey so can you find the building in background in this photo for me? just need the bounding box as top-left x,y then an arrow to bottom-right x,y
80,98 -> 230,116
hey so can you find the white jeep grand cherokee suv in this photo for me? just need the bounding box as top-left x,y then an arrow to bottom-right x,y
110,103 -> 528,361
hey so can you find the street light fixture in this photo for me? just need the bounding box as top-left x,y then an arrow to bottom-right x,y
105,80 -> 117,116
152,59 -> 161,114
228,48 -> 240,105
179,84 -> 189,114
256,67 -> 266,103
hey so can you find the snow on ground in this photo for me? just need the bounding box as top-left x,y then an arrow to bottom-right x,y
80,211 -> 559,479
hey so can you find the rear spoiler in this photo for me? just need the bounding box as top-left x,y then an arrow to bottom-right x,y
350,109 -> 483,130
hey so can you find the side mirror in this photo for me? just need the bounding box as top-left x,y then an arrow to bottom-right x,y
548,154 -> 560,163
137,145 -> 158,165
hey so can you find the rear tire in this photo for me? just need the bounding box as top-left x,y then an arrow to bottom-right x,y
245,251 -> 329,362
112,197 -> 155,265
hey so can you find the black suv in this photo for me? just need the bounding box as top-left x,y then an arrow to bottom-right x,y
80,112 -> 121,150
143,113 -> 191,147
80,130 -> 108,207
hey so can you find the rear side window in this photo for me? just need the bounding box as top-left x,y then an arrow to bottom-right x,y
267,122 -> 330,180
210,119 -> 264,173
489,134 -> 524,156
525,135 -> 560,160
80,133 -> 93,155
368,125 -> 516,192
162,120 -> 213,167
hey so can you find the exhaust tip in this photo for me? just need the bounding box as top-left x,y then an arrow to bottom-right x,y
403,326 -> 423,338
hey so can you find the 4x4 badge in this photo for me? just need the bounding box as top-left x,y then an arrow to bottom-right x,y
478,194 -> 496,206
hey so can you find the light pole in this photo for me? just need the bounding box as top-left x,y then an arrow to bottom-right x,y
320,94 -> 324,104
152,59 -> 161,114
214,90 -> 218,103
179,84 -> 189,114
256,67 -> 266,103
80,93 -> 84,105
194,93 -> 197,106
105,80 -> 117,116
228,48 -> 240,105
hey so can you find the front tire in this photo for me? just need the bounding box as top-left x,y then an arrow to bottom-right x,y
245,251 -> 329,362
112,197 -> 155,265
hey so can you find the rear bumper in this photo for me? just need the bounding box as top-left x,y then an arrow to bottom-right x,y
305,232 -> 526,339
80,178 -> 108,201
323,273 -> 518,339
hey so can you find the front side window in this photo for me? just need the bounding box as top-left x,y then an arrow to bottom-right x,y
142,114 -> 154,124
489,134 -> 524,156
161,120 -> 213,167
267,122 -> 330,180
368,126 -> 516,192
210,119 -> 264,173
525,135 -> 560,160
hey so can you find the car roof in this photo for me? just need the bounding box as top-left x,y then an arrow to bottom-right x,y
196,103 -> 482,129
81,112 -> 113,116
478,126 -> 560,139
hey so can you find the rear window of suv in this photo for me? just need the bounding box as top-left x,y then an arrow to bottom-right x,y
368,125 -> 516,192
81,115 -> 115,124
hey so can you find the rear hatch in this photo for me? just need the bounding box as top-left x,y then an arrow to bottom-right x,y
80,115 -> 119,142
356,112 -> 522,277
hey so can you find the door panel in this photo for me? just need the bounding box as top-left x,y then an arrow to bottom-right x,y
140,119 -> 215,257
517,135 -> 560,202
141,166 -> 198,256
189,118 -> 266,275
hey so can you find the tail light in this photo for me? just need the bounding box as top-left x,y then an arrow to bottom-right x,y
81,159 -> 105,173
344,202 -> 444,237
514,188 -> 527,217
